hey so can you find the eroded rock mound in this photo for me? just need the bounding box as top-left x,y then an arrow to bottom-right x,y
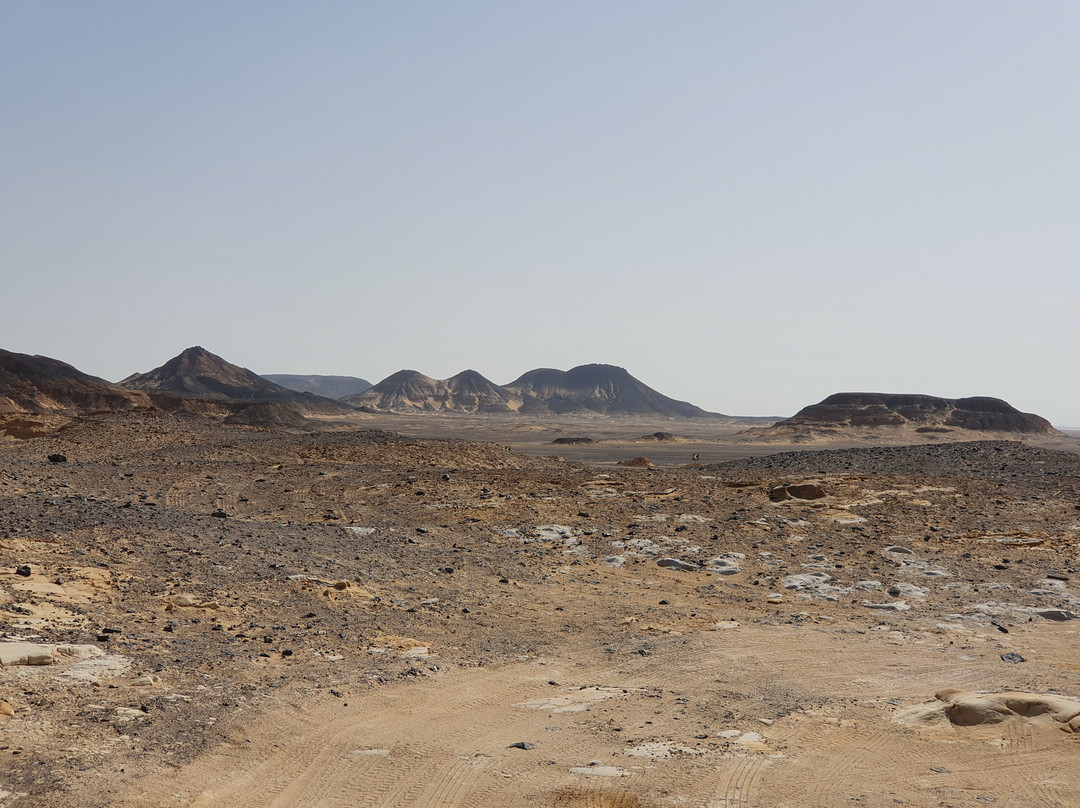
899,689 -> 1080,733
223,402 -> 309,429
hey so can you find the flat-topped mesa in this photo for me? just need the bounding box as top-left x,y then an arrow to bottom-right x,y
0,349 -> 152,416
120,346 -> 354,417
742,392 -> 1062,440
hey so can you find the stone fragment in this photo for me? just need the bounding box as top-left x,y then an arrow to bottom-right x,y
657,558 -> 699,572
863,601 -> 911,611
1035,609 -> 1078,621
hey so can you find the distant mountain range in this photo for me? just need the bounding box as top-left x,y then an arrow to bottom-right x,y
739,392 -> 1062,441
1,347 -> 1066,439
263,374 -> 372,399
344,364 -> 720,417
0,347 -> 732,423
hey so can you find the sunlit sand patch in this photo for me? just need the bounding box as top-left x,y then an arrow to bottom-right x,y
518,686 -> 626,713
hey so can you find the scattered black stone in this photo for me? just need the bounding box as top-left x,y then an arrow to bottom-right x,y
210,509 -> 228,519
15,565 -> 31,577
47,454 -> 67,463
1000,653 -> 1025,664
508,741 -> 533,750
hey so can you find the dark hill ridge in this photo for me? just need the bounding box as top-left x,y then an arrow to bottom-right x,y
348,363 -> 720,417
742,392 -> 1061,439
505,364 -> 713,417
262,374 -> 372,399
0,349 -> 152,416
121,347 -> 355,417
344,369 -> 524,414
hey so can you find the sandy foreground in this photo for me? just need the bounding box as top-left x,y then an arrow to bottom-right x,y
1,413 -> 1079,807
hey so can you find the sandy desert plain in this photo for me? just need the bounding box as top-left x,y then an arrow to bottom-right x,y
3,406 -> 1080,808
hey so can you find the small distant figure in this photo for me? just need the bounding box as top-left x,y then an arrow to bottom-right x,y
692,452 -> 700,462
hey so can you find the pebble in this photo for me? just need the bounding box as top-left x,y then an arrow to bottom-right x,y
1000,653 -> 1025,664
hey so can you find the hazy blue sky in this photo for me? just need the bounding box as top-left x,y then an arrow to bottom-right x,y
3,3 -> 1078,423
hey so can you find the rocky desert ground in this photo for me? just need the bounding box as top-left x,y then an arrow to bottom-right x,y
2,412 -> 1080,807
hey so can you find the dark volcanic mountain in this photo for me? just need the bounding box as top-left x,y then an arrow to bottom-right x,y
345,369 -> 523,413
741,393 -> 1061,441
263,375 -> 372,400
0,349 -> 152,416
349,363 -> 719,417
505,364 -> 715,417
121,347 -> 354,416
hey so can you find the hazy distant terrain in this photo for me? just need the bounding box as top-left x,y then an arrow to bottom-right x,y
263,374 -> 372,399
